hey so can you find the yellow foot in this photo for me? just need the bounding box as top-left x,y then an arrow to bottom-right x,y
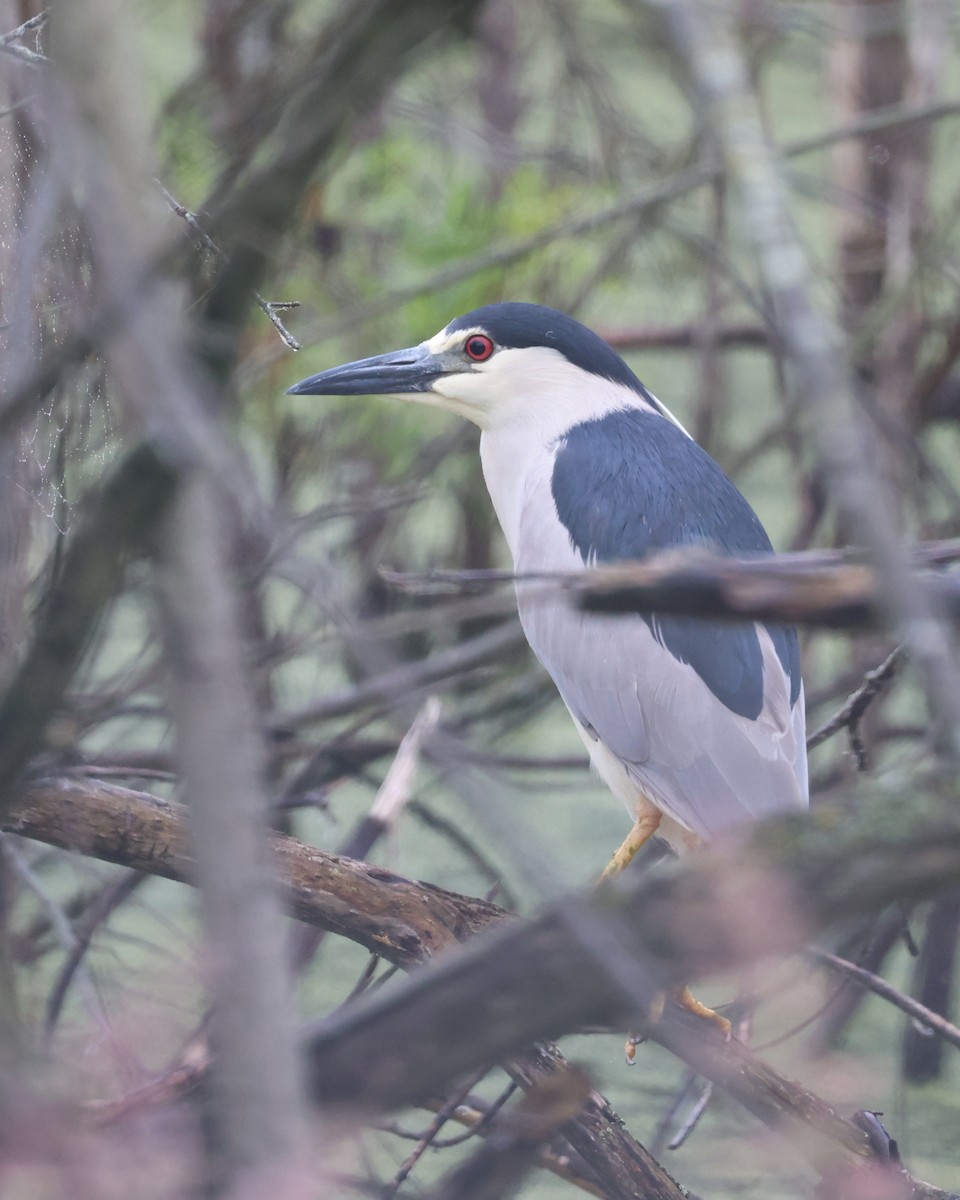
624,991 -> 667,1064
676,986 -> 732,1039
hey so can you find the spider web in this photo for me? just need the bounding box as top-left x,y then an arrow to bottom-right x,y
1,16 -> 123,545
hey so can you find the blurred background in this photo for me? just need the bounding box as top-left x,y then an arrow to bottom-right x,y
3,0 -> 960,1196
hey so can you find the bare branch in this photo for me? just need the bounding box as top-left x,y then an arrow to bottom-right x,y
43,0 -> 314,1182
383,542 -> 960,631
384,1067 -> 491,1199
666,1079 -> 713,1152
157,182 -> 302,351
292,698 -> 441,969
806,647 -> 902,762
27,777 -> 672,1198
811,947 -> 960,1053
0,41 -> 46,65
257,298 -> 301,351
277,620 -> 523,729
367,696 -> 440,830
903,888 -> 960,1082
0,12 -> 47,42
4,777 -> 505,964
43,869 -> 143,1036
0,12 -> 48,67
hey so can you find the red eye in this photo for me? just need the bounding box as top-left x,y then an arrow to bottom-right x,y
464,334 -> 494,362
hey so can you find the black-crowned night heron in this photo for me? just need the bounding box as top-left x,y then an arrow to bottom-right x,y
289,302 -> 808,1039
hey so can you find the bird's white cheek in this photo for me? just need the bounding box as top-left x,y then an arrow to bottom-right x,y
428,373 -> 495,427
376,380 -> 482,425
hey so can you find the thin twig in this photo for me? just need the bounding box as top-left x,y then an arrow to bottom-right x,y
156,182 -> 302,351
0,39 -> 47,65
420,1069 -> 594,1200
0,12 -> 48,66
431,1081 -> 519,1149
0,12 -> 48,43
74,764 -> 176,782
600,318 -> 767,351
382,1067 -> 491,1199
44,870 -> 144,1037
811,948 -> 960,1052
88,1034 -> 211,1125
293,699 -> 440,969
651,1068 -> 699,1154
367,697 -> 440,832
749,982 -> 850,1053
343,954 -> 382,1003
409,800 -> 519,910
384,1085 -> 602,1197
806,647 -> 902,765
1,837 -> 103,1036
277,621 -> 522,729
258,300 -> 302,352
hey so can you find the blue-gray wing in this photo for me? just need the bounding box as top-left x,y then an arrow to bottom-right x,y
514,420 -> 807,839
550,408 -> 801,718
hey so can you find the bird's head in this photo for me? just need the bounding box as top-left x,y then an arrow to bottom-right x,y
287,302 -> 677,433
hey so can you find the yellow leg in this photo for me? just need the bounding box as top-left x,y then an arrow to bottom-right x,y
602,808 -> 664,1064
600,806 -> 731,1059
598,810 -> 662,883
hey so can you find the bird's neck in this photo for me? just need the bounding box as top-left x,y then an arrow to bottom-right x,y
479,427 -> 549,560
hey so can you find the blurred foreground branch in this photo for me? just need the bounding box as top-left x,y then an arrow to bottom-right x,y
8,773 -> 960,1197
156,475 -> 310,1181
384,539 -> 960,628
